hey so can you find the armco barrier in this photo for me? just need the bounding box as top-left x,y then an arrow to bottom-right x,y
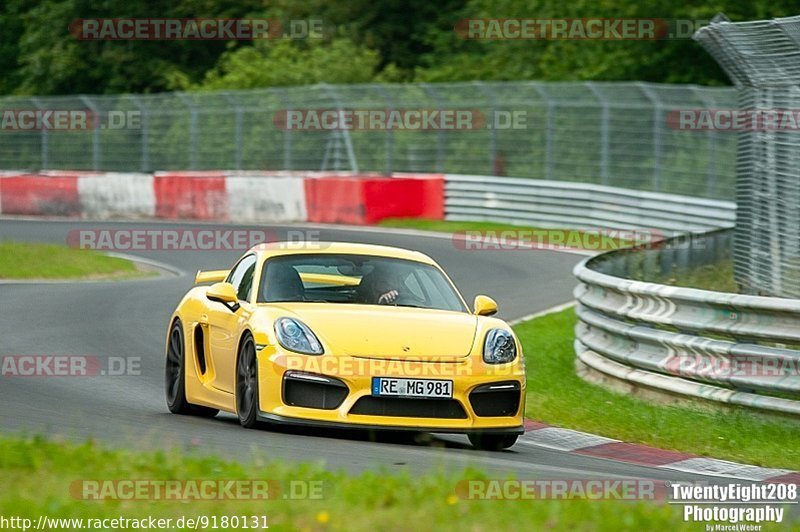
445,174 -> 736,233
573,230 -> 800,416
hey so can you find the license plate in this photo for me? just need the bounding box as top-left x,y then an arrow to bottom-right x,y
371,377 -> 453,399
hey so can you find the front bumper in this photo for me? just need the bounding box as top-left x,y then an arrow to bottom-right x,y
256,349 -> 526,433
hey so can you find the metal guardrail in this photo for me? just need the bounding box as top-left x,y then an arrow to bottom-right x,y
445,174 -> 736,234
573,230 -> 800,415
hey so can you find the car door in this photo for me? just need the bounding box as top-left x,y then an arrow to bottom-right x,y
205,254 -> 256,394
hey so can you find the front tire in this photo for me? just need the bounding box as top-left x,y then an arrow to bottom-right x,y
468,433 -> 519,451
236,333 -> 260,428
165,319 -> 219,417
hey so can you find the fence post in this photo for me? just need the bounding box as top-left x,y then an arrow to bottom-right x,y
473,81 -> 497,175
374,84 -> 394,175
222,91 -> 243,171
176,93 -> 198,170
691,86 -> 719,197
130,95 -> 149,172
421,83 -> 444,173
637,83 -> 663,192
532,83 -> 554,180
321,84 -> 358,172
31,98 -> 48,170
276,88 -> 293,170
585,82 -> 610,186
79,95 -> 101,170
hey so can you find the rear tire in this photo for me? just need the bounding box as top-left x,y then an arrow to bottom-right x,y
165,319 -> 219,418
468,433 -> 518,451
236,333 -> 260,429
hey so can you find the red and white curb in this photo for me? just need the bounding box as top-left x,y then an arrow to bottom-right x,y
521,420 -> 799,483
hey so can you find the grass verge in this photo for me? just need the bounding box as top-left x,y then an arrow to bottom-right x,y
516,308 -> 800,470
655,259 -> 738,293
0,241 -> 145,280
0,435 -> 697,531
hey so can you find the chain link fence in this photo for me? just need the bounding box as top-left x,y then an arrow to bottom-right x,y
0,81 -> 737,199
696,15 -> 800,298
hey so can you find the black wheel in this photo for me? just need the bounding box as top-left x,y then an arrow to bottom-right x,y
165,319 -> 219,417
468,433 -> 519,451
236,333 -> 259,428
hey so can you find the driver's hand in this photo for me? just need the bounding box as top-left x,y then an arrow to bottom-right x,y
377,289 -> 399,304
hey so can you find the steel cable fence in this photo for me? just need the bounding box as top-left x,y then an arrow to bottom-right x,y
0,81 -> 737,199
696,15 -> 800,298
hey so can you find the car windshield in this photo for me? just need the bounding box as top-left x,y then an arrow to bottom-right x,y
257,254 -> 467,312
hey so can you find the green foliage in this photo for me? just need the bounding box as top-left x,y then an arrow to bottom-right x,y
196,37 -> 381,90
4,0 -> 800,95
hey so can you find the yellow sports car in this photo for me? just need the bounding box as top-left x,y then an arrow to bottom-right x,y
165,242 -> 525,450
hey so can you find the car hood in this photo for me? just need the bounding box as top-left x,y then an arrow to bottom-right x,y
268,304 -> 478,359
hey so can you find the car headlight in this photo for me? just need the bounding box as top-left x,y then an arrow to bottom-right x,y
483,329 -> 517,364
274,318 -> 323,355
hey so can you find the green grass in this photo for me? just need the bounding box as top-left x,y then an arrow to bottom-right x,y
656,259 -> 739,293
0,435 -> 705,531
379,219 -> 637,250
516,308 -> 800,470
0,241 -> 143,280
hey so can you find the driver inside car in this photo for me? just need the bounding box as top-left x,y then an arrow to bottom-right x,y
357,265 -> 403,305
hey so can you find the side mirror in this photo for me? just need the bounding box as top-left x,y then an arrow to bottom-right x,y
473,295 -> 498,316
207,282 -> 240,311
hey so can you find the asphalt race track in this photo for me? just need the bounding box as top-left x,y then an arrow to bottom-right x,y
0,218 -> 731,484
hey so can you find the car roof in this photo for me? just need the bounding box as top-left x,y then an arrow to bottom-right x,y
250,241 -> 438,265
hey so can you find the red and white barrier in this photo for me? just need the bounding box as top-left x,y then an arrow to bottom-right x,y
226,175 -> 307,223
77,173 -> 155,218
0,171 -> 445,225
0,174 -> 80,216
154,172 -> 227,220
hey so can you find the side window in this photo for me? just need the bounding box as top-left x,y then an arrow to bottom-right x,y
227,255 -> 257,302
